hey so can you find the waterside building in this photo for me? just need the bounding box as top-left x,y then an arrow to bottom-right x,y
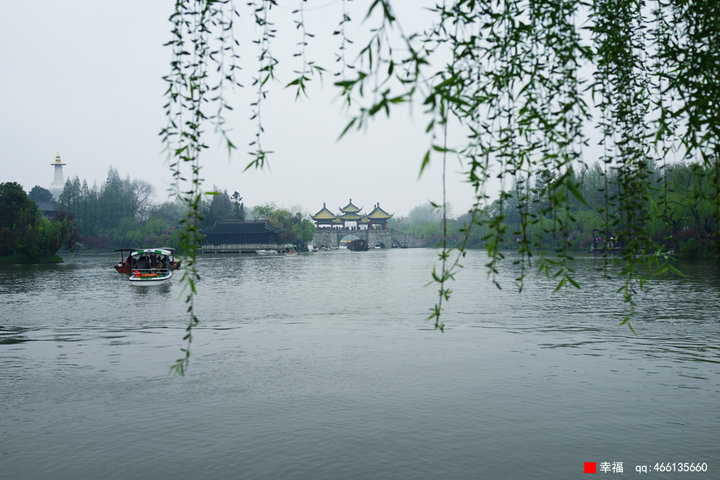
200,220 -> 281,253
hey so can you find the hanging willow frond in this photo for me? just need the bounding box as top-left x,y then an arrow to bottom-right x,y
163,0 -> 720,370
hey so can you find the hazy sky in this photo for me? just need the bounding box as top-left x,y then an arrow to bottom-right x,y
0,0 -> 481,218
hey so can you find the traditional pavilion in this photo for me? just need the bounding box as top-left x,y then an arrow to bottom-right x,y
311,203 -> 339,228
337,199 -> 364,229
366,203 -> 393,230
312,200 -> 394,230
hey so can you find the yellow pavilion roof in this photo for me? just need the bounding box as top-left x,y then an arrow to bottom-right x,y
311,203 -> 338,221
339,212 -> 364,221
339,198 -> 362,214
366,203 -> 393,220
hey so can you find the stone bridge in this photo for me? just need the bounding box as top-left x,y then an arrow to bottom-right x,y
312,228 -> 425,249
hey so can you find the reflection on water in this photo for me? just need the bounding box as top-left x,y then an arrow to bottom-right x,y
0,325 -> 30,345
129,282 -> 172,297
1,250 -> 718,479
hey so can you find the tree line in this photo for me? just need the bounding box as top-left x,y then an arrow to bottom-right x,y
54,168 -> 314,251
0,182 -> 76,263
392,160 -> 718,261
6,158 -> 713,262
58,167 -> 185,250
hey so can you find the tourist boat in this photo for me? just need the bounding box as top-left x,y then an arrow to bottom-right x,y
127,248 -> 174,284
115,247 -> 180,274
348,239 -> 369,251
256,245 -> 297,256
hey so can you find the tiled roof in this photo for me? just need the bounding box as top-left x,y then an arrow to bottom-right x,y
339,199 -> 362,213
202,221 -> 276,234
312,203 -> 338,221
366,203 -> 393,220
339,212 -> 364,221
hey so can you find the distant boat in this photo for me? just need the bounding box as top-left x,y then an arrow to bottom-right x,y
115,247 -> 180,274
348,239 -> 369,251
127,248 -> 174,284
256,245 -> 297,256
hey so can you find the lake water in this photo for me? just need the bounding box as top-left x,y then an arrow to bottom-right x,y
1,249 -> 718,479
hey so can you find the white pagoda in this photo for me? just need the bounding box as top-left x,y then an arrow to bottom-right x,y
48,153 -> 66,200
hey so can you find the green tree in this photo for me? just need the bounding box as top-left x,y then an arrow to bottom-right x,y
151,200 -> 187,225
230,191 -> 245,221
54,211 -> 80,252
28,186 -> 54,203
57,169 -> 160,248
253,203 -> 315,246
201,188 -> 233,228
0,182 -> 76,262
251,203 -> 278,221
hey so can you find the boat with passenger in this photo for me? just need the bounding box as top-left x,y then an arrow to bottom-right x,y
127,248 -> 174,284
115,247 -> 180,274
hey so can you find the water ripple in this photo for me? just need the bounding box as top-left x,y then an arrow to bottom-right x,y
1,250 -> 719,479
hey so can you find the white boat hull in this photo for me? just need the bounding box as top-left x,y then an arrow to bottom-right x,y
129,271 -> 173,284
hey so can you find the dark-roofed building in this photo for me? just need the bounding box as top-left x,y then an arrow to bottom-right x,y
34,200 -> 59,219
201,220 -> 280,253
